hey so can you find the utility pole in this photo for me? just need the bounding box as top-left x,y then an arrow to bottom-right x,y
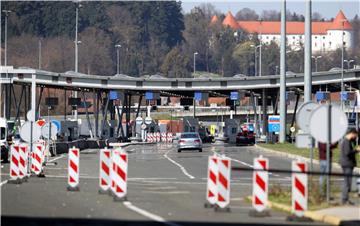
115,44 -> 121,74
74,2 -> 81,120
304,0 -> 312,103
341,20 -> 345,109
279,0 -> 287,143
193,52 -> 198,75
3,10 -> 11,67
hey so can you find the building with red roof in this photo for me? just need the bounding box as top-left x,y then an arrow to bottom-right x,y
217,10 -> 353,52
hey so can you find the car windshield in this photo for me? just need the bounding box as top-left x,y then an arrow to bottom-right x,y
181,133 -> 198,138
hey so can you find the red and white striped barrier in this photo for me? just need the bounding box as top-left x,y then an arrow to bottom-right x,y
156,132 -> 160,142
292,161 -> 307,217
10,144 -> 20,181
205,155 -> 218,206
216,156 -> 231,210
161,133 -> 166,142
67,147 -> 80,191
31,143 -> 44,175
19,144 -> 29,179
99,148 -> 111,193
111,148 -> 128,201
167,133 -> 173,143
252,156 -> 268,212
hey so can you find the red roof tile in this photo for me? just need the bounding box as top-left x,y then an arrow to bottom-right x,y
217,10 -> 352,35
328,10 -> 352,30
238,21 -> 333,35
222,12 -> 239,29
211,15 -> 219,24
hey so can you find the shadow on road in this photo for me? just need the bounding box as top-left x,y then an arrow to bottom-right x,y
2,216 -> 334,226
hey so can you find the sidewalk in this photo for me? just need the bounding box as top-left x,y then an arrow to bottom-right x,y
255,144 -> 360,174
311,206 -> 360,225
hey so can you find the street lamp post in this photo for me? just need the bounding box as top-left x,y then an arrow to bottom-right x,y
74,2 -> 81,120
311,55 -> 322,72
344,59 -> 354,69
250,45 -> 261,76
3,10 -> 11,66
340,19 -> 345,109
115,44 -> 121,74
193,52 -> 198,74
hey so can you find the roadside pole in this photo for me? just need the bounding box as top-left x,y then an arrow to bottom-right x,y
279,0 -> 286,143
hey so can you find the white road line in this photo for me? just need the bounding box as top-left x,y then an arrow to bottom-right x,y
48,154 -> 65,163
123,201 -> 180,226
163,151 -> 195,179
0,180 -> 8,187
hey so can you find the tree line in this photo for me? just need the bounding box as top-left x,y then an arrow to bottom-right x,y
1,2 -> 359,77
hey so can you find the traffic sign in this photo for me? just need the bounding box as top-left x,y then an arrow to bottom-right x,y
268,115 -> 280,133
41,122 -> 58,140
27,109 -> 36,122
309,104 -> 347,143
141,123 -> 147,130
145,117 -> 152,125
136,117 -> 143,124
296,102 -> 318,133
20,121 -> 42,143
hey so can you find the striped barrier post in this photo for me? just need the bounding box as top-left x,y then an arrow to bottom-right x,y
167,133 -> 172,143
205,154 -> 218,208
147,133 -> 151,143
19,144 -> 29,181
156,132 -> 160,143
111,148 -> 128,201
31,144 -> 43,175
9,144 -> 21,183
215,155 -> 231,212
250,156 -> 270,217
161,133 -> 166,142
291,161 -> 307,217
149,133 -> 153,143
99,148 -> 111,194
67,147 -> 80,191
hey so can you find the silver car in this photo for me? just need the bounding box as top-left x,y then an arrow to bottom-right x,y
177,132 -> 202,152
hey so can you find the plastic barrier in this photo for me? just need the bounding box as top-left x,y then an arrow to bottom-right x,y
291,161 -> 307,217
99,148 -> 111,193
252,156 -> 269,213
205,155 -> 218,207
111,148 -> 128,201
67,147 -> 80,191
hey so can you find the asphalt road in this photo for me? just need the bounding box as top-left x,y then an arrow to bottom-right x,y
1,143 -> 330,226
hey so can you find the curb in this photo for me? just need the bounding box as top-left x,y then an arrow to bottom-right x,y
254,144 -> 360,174
246,196 -> 342,225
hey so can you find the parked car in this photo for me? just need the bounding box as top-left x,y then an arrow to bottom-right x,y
236,129 -> 255,146
177,132 -> 203,152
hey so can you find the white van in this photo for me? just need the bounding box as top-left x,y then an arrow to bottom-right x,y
0,118 -> 9,162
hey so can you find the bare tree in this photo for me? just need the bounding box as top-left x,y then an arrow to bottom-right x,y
235,8 -> 259,21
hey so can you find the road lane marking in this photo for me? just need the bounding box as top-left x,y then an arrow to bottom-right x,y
143,191 -> 190,194
123,201 -> 180,226
0,180 -> 8,187
48,154 -> 65,163
163,151 -> 195,179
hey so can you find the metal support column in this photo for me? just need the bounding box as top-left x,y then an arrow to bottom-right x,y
262,89 -> 268,141
135,95 -> 142,119
36,86 -> 44,118
14,85 -> 25,125
100,92 -> 109,139
81,91 -> 94,139
279,0 -> 287,143
304,0 -> 312,103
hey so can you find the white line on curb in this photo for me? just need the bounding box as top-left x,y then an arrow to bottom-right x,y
123,201 -> 180,226
163,151 -> 195,179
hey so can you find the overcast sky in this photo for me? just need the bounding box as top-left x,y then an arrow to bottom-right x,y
181,0 -> 359,20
